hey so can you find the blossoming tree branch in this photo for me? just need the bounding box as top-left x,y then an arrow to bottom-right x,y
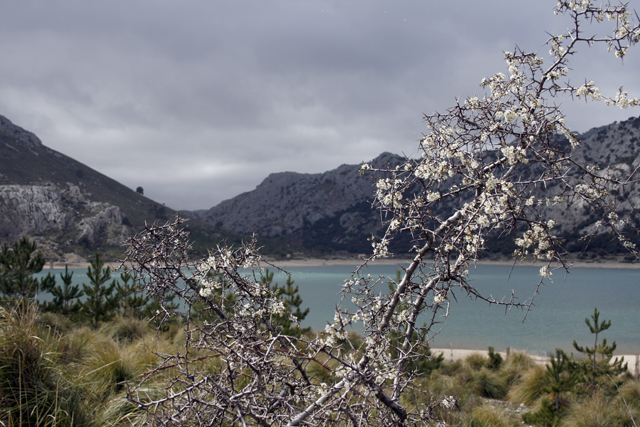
124,1 -> 640,426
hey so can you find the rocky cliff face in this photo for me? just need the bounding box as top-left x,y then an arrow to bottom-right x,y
0,181 -> 128,255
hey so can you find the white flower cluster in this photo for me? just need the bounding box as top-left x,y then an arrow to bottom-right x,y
539,265 -> 553,279
500,145 -> 528,165
194,244 -> 263,299
376,178 -> 404,208
481,72 -> 508,99
575,81 -> 602,101
575,183 -> 607,200
322,312 -> 349,346
441,395 -> 457,409
514,221 -> 556,259
372,238 -> 390,259
561,0 -> 591,12
605,87 -> 640,109
198,276 -> 220,298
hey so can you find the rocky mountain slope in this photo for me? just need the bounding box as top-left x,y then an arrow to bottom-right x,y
189,116 -> 640,256
187,152 -> 402,253
0,115 -> 239,261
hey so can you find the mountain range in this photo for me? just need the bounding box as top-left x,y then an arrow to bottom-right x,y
185,115 -> 640,257
2,113 -> 639,261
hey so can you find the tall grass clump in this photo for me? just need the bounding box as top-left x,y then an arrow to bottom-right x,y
81,335 -> 144,401
100,315 -> 150,343
0,301 -> 92,426
470,368 -> 509,399
610,380 -> 640,426
96,384 -> 167,427
507,364 -> 546,406
469,404 -> 518,427
502,351 -> 537,386
562,393 -> 619,427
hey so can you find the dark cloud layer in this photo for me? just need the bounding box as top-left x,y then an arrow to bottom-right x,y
1,1 -> 638,209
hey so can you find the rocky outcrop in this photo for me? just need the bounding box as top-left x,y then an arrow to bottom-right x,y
0,183 -> 69,240
0,181 -> 128,250
76,203 -> 127,247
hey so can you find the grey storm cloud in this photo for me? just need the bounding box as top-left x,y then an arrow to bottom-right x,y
0,1 -> 638,209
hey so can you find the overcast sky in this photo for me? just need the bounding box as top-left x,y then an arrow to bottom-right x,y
1,1 -> 639,210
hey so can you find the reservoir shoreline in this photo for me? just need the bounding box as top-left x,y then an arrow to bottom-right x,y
44,257 -> 640,270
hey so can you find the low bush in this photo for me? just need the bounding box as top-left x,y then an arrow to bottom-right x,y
470,368 -> 509,399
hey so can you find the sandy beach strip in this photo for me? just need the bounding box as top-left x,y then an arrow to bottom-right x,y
431,347 -> 549,365
430,347 -> 640,377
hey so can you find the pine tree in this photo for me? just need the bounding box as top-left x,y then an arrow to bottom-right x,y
271,275 -> 310,337
79,253 -> 118,328
544,349 -> 578,412
47,265 -> 84,316
261,270 -> 310,337
573,307 -> 627,392
115,271 -> 148,318
0,237 -> 55,301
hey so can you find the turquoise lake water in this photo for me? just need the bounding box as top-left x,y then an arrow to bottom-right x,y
37,262 -> 640,355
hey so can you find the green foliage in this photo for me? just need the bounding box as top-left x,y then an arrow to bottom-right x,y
543,349 -> 579,413
114,270 -> 148,318
0,237 -> 55,301
573,307 -> 627,392
46,264 -> 84,316
269,273 -> 310,337
79,253 -> 119,328
522,399 -> 564,427
520,350 -> 575,426
487,346 -> 504,370
0,286 -> 638,427
261,269 -> 311,337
